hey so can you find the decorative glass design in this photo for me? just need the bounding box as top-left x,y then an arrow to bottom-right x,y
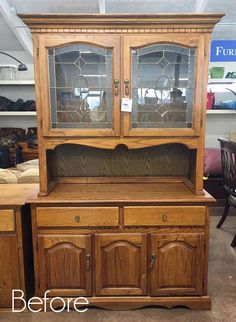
48,44 -> 113,129
132,44 -> 196,128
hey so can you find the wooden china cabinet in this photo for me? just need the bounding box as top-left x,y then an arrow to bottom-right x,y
20,13 -> 223,310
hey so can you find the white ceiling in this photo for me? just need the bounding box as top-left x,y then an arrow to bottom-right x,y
11,0 -> 100,14
7,0 -> 235,16
0,0 -> 236,52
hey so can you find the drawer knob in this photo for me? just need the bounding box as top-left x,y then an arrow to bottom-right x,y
75,215 -> 80,223
162,214 -> 168,222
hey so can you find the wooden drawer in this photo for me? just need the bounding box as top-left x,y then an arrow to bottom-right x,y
36,207 -> 119,227
124,206 -> 205,226
0,210 -> 15,232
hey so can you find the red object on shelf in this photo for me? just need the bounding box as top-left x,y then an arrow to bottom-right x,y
207,91 -> 215,109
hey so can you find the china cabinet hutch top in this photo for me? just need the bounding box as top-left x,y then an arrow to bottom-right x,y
11,14 -> 223,312
20,13 -> 223,196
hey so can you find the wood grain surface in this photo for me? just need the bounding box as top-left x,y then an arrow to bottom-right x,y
36,207 -> 119,227
124,206 -> 205,226
37,234 -> 92,297
29,182 -> 214,204
50,143 -> 190,177
0,184 -> 38,206
0,210 -> 15,231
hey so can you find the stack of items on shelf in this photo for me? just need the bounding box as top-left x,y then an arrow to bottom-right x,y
0,95 -> 36,111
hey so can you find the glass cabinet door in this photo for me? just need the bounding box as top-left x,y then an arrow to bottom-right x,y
123,35 -> 203,136
39,35 -> 120,136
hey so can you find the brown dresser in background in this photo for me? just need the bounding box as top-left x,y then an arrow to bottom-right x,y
0,184 -> 38,310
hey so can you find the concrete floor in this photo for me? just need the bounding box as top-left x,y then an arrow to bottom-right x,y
0,209 -> 235,322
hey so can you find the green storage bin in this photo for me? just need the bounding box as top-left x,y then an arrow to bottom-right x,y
210,67 -> 225,79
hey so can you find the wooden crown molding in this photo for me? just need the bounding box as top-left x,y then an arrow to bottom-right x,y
19,13 -> 224,33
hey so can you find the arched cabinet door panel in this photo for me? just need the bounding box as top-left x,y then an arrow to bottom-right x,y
123,35 -> 204,137
95,233 -> 147,296
38,34 -> 121,137
150,233 -> 204,296
37,235 -> 92,297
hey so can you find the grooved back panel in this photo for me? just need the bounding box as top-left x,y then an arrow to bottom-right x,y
49,144 -> 191,177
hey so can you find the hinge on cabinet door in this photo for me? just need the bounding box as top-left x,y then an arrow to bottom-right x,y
200,115 -> 203,128
18,239 -> 21,249
39,119 -> 43,130
204,47 -> 207,57
37,48 -> 39,56
35,240 -> 38,251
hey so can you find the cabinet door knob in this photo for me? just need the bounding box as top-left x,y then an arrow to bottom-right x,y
114,79 -> 119,96
86,254 -> 91,270
124,79 -> 130,96
162,214 -> 168,222
150,254 -> 157,269
74,215 -> 80,223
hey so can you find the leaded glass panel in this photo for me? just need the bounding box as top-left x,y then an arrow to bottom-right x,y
48,44 -> 113,129
132,44 -> 196,128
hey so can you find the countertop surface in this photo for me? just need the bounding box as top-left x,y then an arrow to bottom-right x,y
0,184 -> 39,206
29,182 -> 215,205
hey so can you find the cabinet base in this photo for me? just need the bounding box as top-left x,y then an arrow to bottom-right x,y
30,296 -> 211,311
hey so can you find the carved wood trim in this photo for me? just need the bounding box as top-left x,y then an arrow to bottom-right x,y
29,28 -> 213,34
19,13 -> 224,33
24,295 -> 212,310
43,138 -> 200,150
19,14 -> 224,25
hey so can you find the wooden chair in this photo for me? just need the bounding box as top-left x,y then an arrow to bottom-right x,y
217,138 -> 236,247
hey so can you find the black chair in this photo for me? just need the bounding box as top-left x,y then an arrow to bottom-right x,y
217,138 -> 236,247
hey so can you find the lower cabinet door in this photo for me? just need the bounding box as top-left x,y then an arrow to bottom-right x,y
95,233 -> 147,296
0,235 -> 21,308
150,233 -> 204,296
37,235 -> 92,297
